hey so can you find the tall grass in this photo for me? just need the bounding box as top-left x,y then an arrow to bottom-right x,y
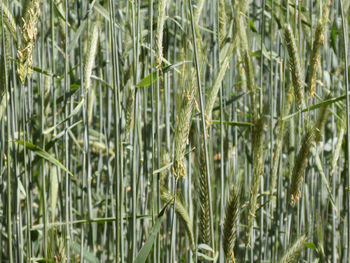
0,0 -> 349,262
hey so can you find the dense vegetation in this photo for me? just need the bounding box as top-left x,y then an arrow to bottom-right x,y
0,0 -> 350,262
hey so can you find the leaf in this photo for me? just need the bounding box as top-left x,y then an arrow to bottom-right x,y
133,200 -> 172,263
252,33 -> 280,61
136,61 -> 188,87
45,120 -> 82,151
271,10 -> 282,29
53,2 -> 69,26
153,162 -> 173,174
30,258 -> 54,263
15,140 -> 73,176
49,166 -> 58,222
304,242 -> 316,250
18,178 -> 26,200
331,22 -> 337,54
282,95 -> 345,121
196,251 -> 219,261
210,120 -> 252,126
71,241 -> 99,263
0,93 -> 8,120
197,243 -> 214,252
211,92 -> 247,113
311,147 -> 338,214
248,18 -> 257,32
56,85 -> 80,104
43,98 -> 84,134
69,20 -> 87,54
29,216 -> 152,231
93,3 -> 121,28
31,66 -> 57,77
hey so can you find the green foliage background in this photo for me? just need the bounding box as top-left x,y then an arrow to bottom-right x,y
0,0 -> 350,262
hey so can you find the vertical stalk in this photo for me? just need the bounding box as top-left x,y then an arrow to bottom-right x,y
64,0 -> 70,261
188,0 -> 214,251
339,0 -> 350,260
1,10 -> 12,263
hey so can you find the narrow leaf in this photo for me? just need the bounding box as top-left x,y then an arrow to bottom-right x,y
69,20 -> 87,54
136,61 -> 188,87
15,140 -> 73,176
71,241 -> 99,263
43,98 -> 84,134
304,242 -> 316,250
282,95 -> 345,121
133,201 -> 172,263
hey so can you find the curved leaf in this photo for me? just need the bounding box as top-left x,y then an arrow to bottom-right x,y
15,140 -> 73,176
133,200 -> 172,263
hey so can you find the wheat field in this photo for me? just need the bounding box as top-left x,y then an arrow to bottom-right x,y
0,0 -> 350,262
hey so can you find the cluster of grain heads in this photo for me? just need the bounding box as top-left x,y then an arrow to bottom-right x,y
0,1 -> 17,41
17,0 -> 40,84
1,0 -> 349,261
223,185 -> 239,262
290,101 -> 329,206
234,0 -> 266,247
283,24 -> 305,110
280,235 -> 307,263
160,190 -> 195,252
83,21 -> 99,92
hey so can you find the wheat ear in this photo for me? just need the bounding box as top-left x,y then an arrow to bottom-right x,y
306,0 -> 331,98
0,1 -> 17,41
83,21 -> 99,91
198,145 -> 212,247
204,44 -> 234,124
0,28 -> 10,101
290,101 -> 329,206
223,185 -> 239,261
160,190 -> 195,252
270,88 -> 294,197
0,53 -> 5,102
307,21 -> 324,98
194,0 -> 205,23
284,24 -> 305,109
124,80 -> 135,138
218,0 -> 226,46
330,119 -> 345,176
280,235 -> 307,263
173,67 -> 196,179
245,117 -> 265,246
17,0 -> 40,84
155,0 -> 169,68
